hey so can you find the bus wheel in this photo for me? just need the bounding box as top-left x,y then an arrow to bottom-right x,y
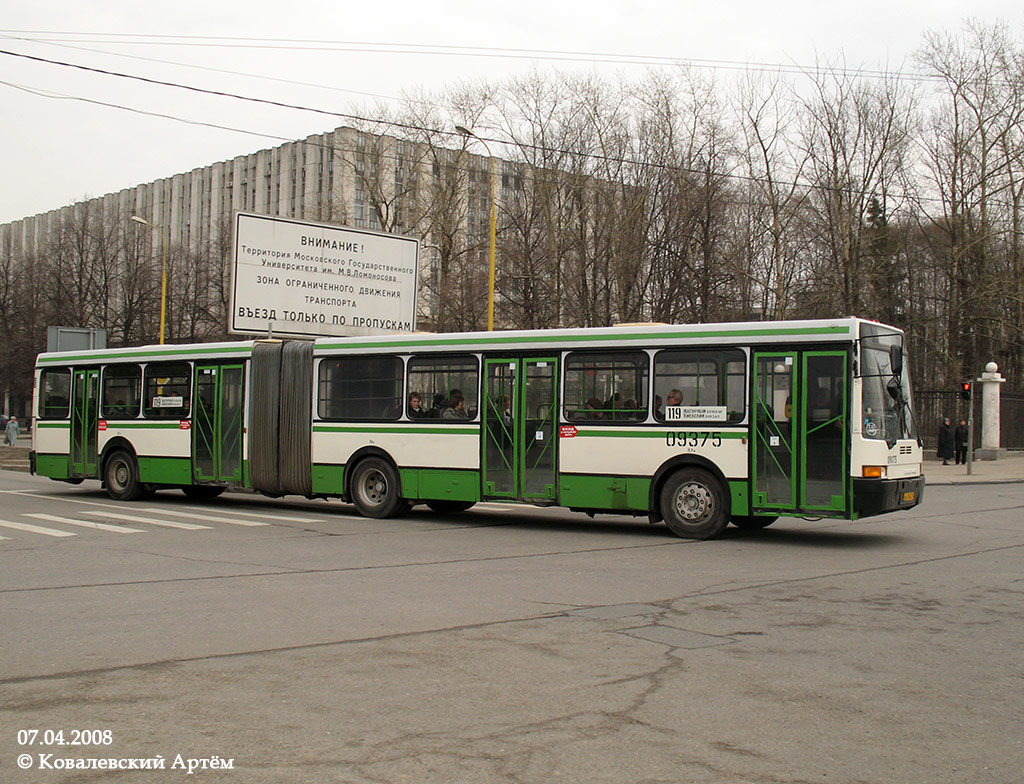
182,485 -> 226,501
660,468 -> 728,539
425,500 -> 475,514
104,450 -> 147,502
350,458 -> 405,519
731,515 -> 778,530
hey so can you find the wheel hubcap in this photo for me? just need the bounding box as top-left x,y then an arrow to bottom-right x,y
362,471 -> 387,506
674,482 -> 713,524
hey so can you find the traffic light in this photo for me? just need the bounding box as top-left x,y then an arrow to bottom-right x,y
959,381 -> 972,401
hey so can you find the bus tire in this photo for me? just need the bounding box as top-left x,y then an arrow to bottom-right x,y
425,500 -> 475,514
731,514 -> 778,530
182,485 -> 226,501
350,457 -> 405,519
104,450 -> 148,502
660,467 -> 728,539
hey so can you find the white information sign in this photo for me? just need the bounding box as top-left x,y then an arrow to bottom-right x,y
231,212 -> 419,338
664,405 -> 728,422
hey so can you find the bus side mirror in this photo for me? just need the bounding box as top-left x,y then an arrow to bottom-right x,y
889,344 -> 903,376
886,377 -> 902,401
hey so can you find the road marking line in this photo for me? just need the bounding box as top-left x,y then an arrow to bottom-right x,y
174,505 -> 321,523
141,508 -> 268,526
0,519 -> 76,537
25,514 -> 145,533
81,511 -> 211,530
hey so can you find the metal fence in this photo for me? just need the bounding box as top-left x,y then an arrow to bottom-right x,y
916,389 -> 1024,451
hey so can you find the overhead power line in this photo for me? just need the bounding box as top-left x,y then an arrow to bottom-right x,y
0,29 -> 939,83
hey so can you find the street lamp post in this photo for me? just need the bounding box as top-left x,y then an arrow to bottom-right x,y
455,126 -> 497,331
130,216 -> 168,345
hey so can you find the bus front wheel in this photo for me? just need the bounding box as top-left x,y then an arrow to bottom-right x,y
350,458 -> 406,519
104,450 -> 149,502
660,468 -> 728,539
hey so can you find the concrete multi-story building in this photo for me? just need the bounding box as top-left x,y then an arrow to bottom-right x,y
0,125 -> 508,331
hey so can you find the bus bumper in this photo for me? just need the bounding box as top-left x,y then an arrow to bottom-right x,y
853,475 -> 925,518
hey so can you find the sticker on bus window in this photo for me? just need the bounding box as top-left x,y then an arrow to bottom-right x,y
152,396 -> 184,408
665,406 -> 727,422
559,425 -> 578,438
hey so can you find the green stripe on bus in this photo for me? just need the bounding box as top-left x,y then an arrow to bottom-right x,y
38,345 -> 252,364
36,421 -> 70,428
314,425 -> 479,435
317,325 -> 851,351
573,429 -> 748,438
102,422 -> 184,429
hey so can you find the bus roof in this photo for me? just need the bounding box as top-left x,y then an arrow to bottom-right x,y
36,317 -> 894,365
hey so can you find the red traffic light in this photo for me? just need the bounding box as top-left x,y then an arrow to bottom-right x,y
959,381 -> 972,400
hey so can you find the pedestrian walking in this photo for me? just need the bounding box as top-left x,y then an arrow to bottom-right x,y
4,415 -> 19,446
954,418 -> 969,465
937,417 -> 954,465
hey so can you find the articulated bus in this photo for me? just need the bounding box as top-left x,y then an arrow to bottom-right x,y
30,318 -> 924,539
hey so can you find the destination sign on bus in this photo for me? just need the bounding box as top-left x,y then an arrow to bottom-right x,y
664,406 -> 728,422
231,212 -> 419,339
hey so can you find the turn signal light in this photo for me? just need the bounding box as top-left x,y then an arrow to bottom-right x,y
862,466 -> 886,479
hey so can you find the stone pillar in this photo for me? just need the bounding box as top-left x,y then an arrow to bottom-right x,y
976,361 -> 1005,460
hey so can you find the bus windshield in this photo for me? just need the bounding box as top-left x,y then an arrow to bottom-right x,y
860,325 -> 917,445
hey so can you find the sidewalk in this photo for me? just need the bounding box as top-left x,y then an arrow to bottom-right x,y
922,450 -> 1024,486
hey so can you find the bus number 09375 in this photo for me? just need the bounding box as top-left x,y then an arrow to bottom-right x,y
666,432 -> 722,448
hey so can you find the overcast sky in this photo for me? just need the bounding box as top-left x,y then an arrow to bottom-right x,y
2,0 -> 1022,224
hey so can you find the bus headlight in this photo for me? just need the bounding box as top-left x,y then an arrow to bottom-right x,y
862,466 -> 887,479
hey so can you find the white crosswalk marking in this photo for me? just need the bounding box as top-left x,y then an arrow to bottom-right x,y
81,511 -> 211,530
0,519 -> 76,537
25,514 -> 144,534
174,505 -> 321,523
141,508 -> 268,527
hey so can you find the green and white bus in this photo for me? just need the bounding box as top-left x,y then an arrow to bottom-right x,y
30,317 -> 923,539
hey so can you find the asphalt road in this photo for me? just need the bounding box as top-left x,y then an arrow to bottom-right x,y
1,471 -> 1022,783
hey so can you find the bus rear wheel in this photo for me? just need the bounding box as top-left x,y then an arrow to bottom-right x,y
350,458 -> 406,519
104,450 -> 150,502
660,467 -> 728,539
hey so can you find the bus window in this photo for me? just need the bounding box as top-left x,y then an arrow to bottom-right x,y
563,351 -> 649,423
39,368 -> 72,419
654,349 -> 745,423
407,355 -> 479,420
102,365 -> 142,419
318,356 -> 403,421
144,362 -> 191,419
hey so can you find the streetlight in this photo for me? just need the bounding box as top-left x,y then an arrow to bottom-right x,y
130,215 -> 168,345
455,125 -> 497,331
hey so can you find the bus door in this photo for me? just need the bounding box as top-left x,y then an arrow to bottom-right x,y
482,357 -> 558,503
70,368 -> 100,477
751,351 -> 848,515
193,364 -> 245,484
